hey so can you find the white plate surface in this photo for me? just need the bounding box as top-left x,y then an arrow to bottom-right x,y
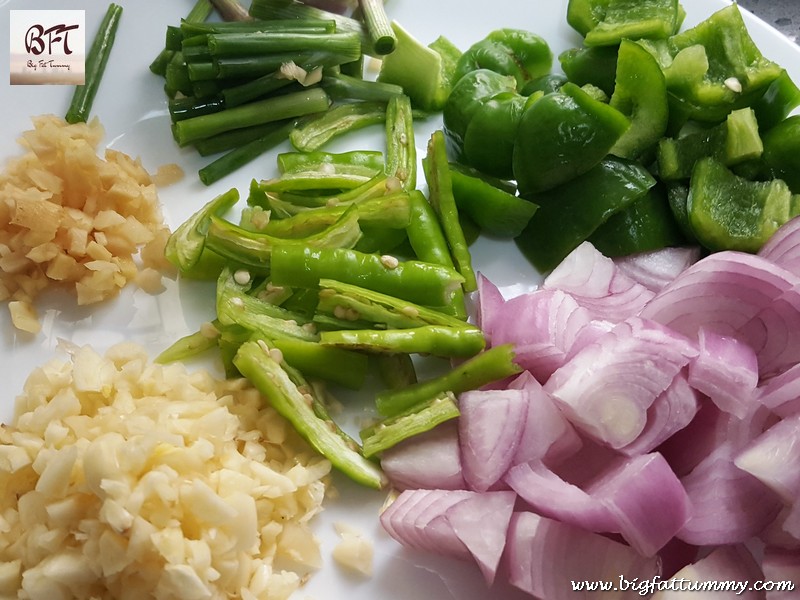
1,1 -> 798,598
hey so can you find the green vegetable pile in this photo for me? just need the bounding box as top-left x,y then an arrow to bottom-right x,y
444,0 -> 800,271
154,0 -> 800,490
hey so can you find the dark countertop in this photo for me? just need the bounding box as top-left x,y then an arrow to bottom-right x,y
737,0 -> 800,43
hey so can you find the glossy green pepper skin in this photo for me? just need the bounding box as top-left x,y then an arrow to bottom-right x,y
761,115 -> 800,193
453,28 -> 553,90
663,4 -> 783,123
462,91 -> 535,180
687,157 -> 798,253
609,39 -> 669,160
588,184 -> 686,256
583,0 -> 683,47
515,157 -> 657,272
512,82 -> 630,195
558,45 -> 618,97
442,68 -> 517,161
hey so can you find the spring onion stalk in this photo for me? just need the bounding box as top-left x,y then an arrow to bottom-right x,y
206,49 -> 361,80
221,72 -> 297,107
321,73 -> 405,102
360,391 -> 460,457
65,3 -> 123,124
168,95 -> 225,122
210,0 -> 253,21
234,340 -> 387,489
198,119 -> 298,185
193,120 -> 291,156
358,0 -> 396,55
173,87 -> 330,146
207,31 -> 361,57
150,0 -> 212,75
179,18 -> 337,37
248,0 -> 376,56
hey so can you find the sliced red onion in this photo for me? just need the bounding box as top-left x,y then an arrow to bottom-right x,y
544,316 -> 698,448
677,442 -> 783,545
734,413 -> 800,505
507,453 -> 690,557
543,241 -> 655,322
588,453 -> 691,557
614,246 -> 703,293
757,362 -> 800,418
552,436 -> 623,487
505,461 -> 618,533
459,389 -> 528,492
687,327 -> 759,418
658,400 -> 778,477
619,372 -> 699,457
504,511 -> 660,600
738,283 -> 800,378
639,251 -> 799,340
506,371 -> 583,467
760,506 -> 800,550
447,490 -> 517,585
474,272 -> 506,343
663,545 -> 765,600
380,489 -> 473,560
657,537 -> 700,579
758,215 -> 800,276
761,549 -> 800,600
380,420 -> 466,491
563,319 -> 615,361
489,289 -> 592,382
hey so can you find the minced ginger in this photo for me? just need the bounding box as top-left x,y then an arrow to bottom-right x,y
0,115 -> 177,333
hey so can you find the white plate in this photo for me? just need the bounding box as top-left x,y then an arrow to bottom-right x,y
1,1 -> 798,598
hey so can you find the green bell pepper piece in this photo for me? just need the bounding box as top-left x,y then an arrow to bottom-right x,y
687,157 -> 796,253
512,82 -> 630,195
462,91 -> 532,180
609,39 -> 669,160
449,167 -> 538,238
665,181 -> 697,243
587,184 -> 687,256
453,28 -> 552,89
762,115 -> 800,193
559,45 -> 619,98
566,0 -> 611,37
583,0 -> 683,47
752,70 -> 800,132
376,21 -> 459,111
664,4 -> 783,123
520,73 -> 568,96
657,107 -> 763,181
442,68 -> 517,160
515,157 -> 657,272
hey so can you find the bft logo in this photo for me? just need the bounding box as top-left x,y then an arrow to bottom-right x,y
25,23 -> 80,56
10,10 -> 86,85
